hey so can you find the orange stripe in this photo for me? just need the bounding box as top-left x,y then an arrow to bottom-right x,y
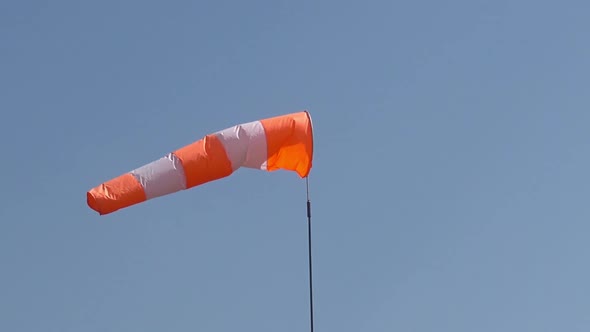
173,134 -> 233,188
260,111 -> 313,178
87,173 -> 146,215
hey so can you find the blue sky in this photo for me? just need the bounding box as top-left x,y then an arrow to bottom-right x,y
2,0 -> 590,331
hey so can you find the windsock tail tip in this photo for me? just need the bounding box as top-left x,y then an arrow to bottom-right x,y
87,190 -> 103,215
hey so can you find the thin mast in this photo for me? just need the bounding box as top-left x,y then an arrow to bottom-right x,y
306,176 -> 314,332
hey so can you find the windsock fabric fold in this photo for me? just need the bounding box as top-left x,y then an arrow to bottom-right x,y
87,111 -> 313,215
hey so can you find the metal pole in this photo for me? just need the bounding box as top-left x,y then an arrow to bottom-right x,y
306,177 -> 314,332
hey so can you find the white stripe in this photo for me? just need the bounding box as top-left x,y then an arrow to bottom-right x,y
215,120 -> 268,171
131,153 -> 187,200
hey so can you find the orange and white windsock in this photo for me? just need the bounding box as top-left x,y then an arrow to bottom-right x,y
87,111 -> 313,215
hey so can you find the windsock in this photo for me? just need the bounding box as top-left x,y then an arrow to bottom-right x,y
87,111 -> 313,215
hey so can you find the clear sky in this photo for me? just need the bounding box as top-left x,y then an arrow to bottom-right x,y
2,0 -> 590,331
